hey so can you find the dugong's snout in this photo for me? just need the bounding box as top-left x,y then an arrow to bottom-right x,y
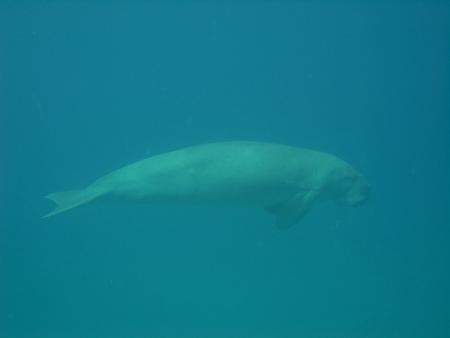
342,174 -> 371,206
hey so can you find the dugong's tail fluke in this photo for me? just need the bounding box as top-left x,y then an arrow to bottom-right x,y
42,188 -> 103,218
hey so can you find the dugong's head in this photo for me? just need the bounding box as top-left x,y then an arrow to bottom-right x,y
328,163 -> 370,206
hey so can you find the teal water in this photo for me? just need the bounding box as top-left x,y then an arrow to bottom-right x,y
1,2 -> 449,338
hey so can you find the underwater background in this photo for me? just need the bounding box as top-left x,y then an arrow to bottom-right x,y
1,1 -> 449,338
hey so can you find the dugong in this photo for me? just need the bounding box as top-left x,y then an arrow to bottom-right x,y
43,141 -> 370,228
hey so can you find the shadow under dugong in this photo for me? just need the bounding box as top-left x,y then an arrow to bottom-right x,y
43,141 -> 370,228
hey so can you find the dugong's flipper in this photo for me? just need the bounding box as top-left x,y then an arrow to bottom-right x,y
265,190 -> 319,229
42,188 -> 103,218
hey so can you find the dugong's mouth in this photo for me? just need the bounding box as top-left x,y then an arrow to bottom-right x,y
350,183 -> 371,206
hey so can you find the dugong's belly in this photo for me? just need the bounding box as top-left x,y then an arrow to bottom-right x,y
107,165 -> 301,207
